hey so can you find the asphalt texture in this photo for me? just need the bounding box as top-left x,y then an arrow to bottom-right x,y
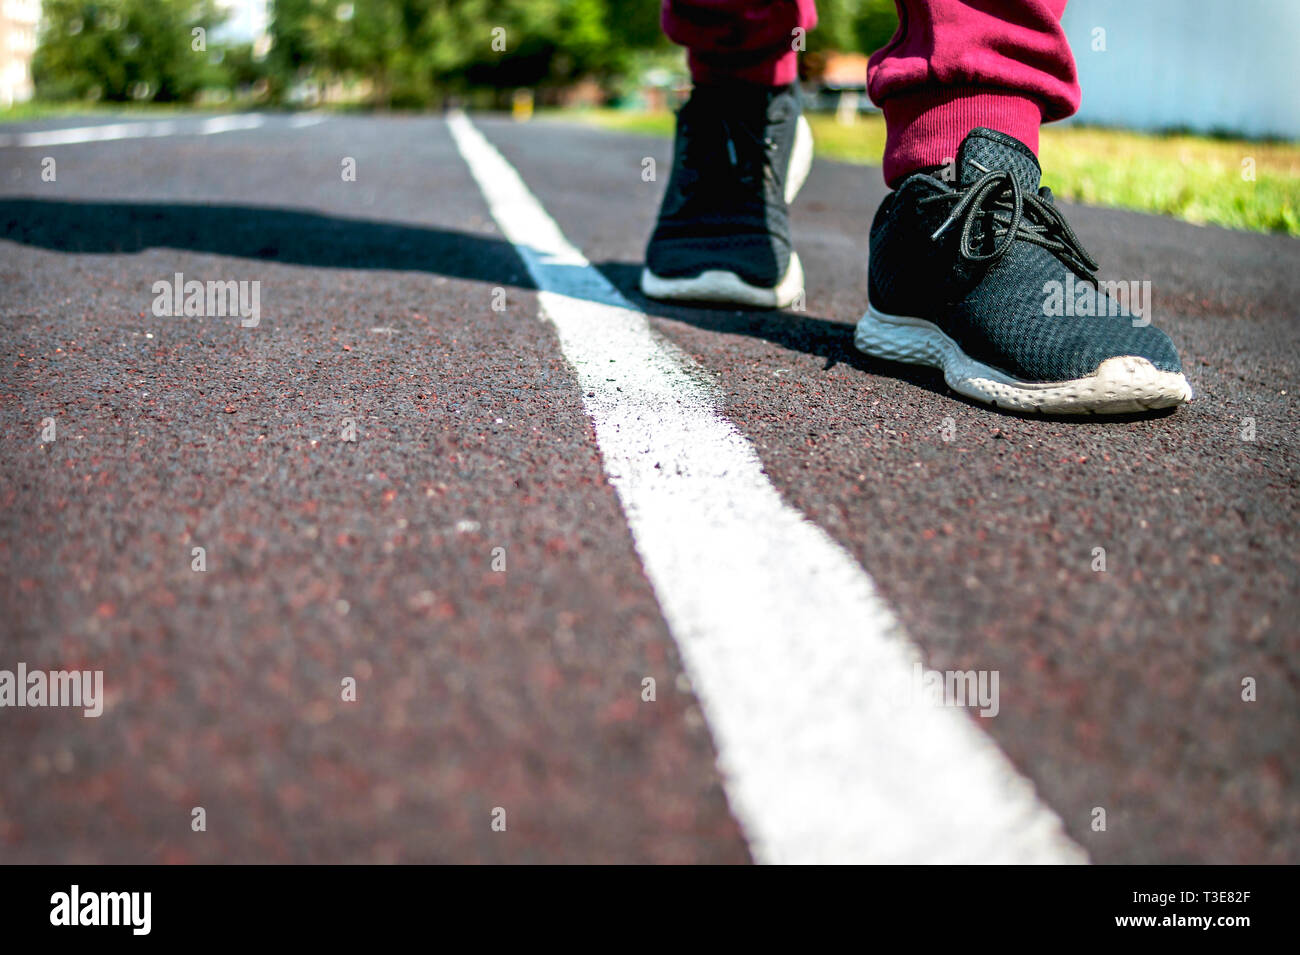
1,112 -> 1297,863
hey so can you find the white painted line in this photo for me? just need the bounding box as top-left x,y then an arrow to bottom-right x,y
0,114 -> 266,147
195,114 -> 266,136
288,114 -> 327,129
448,111 -> 1087,865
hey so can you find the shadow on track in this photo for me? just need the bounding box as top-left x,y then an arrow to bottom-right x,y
1,197 -> 1173,418
0,197 -> 532,287
588,260 -> 956,401
3,195 -> 929,378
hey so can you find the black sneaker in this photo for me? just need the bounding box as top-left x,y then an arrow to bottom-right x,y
855,127 -> 1192,414
641,83 -> 813,308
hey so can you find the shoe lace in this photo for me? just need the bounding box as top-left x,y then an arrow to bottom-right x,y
921,167 -> 1099,281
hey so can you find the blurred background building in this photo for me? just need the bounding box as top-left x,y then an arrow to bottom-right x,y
0,0 -> 40,107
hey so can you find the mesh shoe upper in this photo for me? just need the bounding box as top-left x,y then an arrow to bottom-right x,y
645,84 -> 801,288
868,127 -> 1183,383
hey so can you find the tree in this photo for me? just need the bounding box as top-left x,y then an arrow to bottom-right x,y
267,0 -> 666,107
33,0 -> 228,102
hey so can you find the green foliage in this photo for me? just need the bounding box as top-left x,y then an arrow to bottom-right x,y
33,0 -> 227,102
218,42 -> 275,96
265,0 -> 672,107
806,0 -> 899,56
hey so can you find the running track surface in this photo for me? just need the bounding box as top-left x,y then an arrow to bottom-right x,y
0,112 -> 1296,863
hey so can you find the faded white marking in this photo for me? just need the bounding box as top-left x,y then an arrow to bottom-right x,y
0,114 -> 266,147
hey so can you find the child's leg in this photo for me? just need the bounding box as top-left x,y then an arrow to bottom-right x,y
641,1 -> 818,308
662,0 -> 819,86
867,0 -> 1080,185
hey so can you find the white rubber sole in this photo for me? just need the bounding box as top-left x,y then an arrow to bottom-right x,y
641,252 -> 804,308
854,303 -> 1194,414
641,116 -> 813,309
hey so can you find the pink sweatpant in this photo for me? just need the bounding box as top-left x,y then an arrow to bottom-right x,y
661,0 -> 1081,185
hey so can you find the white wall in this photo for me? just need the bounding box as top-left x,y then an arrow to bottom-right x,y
1061,0 -> 1300,139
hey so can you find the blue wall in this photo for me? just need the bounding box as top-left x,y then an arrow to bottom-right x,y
1061,0 -> 1300,139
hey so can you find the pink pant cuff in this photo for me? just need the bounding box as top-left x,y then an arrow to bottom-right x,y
881,88 -> 1045,187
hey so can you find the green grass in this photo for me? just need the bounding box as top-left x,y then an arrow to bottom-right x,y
546,108 -> 1300,236
0,100 -> 259,122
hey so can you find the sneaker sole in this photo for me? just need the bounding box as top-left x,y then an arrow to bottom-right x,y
640,252 -> 804,309
641,116 -> 813,309
854,303 -> 1194,414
